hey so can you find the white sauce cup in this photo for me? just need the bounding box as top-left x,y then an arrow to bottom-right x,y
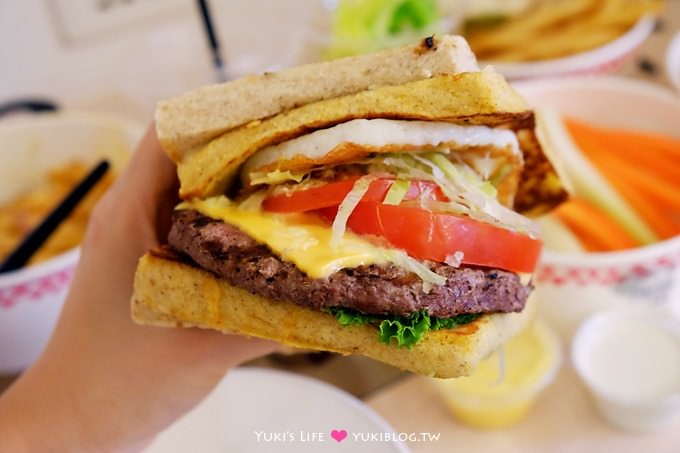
571,309 -> 680,432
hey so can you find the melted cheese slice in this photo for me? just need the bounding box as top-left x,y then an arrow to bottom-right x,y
180,196 -> 390,279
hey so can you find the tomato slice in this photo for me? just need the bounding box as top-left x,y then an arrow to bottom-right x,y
262,177 -> 446,213
316,203 -> 542,273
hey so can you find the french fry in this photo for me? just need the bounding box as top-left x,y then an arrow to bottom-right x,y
492,27 -> 623,61
467,0 -> 596,54
465,0 -> 662,62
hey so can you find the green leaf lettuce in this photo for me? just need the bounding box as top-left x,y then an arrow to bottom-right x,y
327,307 -> 480,349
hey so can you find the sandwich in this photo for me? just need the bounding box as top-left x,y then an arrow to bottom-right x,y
131,35 -> 567,378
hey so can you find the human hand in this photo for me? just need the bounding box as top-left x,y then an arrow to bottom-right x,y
0,125 -> 278,452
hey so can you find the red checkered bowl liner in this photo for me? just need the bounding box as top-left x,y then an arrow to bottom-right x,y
0,248 -> 80,310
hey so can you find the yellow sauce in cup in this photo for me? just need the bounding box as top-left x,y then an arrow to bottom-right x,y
434,320 -> 561,429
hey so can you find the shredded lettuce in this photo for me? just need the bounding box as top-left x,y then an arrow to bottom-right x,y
383,249 -> 446,292
328,307 -> 481,349
238,191 -> 266,212
249,152 -> 538,237
383,179 -> 410,205
368,152 -> 539,237
428,153 -> 498,198
417,184 -> 434,210
331,175 -> 375,247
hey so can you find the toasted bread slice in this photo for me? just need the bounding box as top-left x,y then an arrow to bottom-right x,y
131,249 -> 536,378
156,35 -> 478,158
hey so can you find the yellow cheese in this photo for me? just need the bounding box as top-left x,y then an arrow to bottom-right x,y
179,196 -> 391,279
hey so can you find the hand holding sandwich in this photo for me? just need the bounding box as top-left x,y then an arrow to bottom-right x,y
0,126 -> 278,452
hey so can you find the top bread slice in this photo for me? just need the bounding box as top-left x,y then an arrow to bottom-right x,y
156,35 -> 479,159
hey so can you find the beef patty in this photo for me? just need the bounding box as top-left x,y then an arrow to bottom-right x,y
168,209 -> 531,318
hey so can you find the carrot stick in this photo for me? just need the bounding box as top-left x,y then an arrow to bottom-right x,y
564,118 -> 680,162
565,118 -> 680,159
587,151 -> 680,211
554,198 -> 640,252
573,133 -> 680,187
565,118 -> 680,183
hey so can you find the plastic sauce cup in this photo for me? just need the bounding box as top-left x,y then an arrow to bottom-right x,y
432,320 -> 562,429
572,310 -> 680,432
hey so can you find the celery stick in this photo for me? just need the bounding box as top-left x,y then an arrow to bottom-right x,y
536,109 -> 657,245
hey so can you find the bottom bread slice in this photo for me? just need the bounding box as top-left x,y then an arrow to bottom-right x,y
131,251 -> 536,378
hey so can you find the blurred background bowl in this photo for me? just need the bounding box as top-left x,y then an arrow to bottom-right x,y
0,112 -> 143,374
487,15 -> 655,80
514,76 -> 680,341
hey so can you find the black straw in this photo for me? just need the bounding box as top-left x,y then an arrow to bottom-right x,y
0,160 -> 110,273
0,99 -> 58,118
197,0 -> 227,82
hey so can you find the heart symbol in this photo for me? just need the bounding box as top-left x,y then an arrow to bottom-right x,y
331,429 -> 347,442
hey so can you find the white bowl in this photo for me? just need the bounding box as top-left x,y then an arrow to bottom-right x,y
572,310 -> 680,432
486,16 -> 655,80
0,111 -> 143,374
666,31 -> 680,94
513,77 -> 680,341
